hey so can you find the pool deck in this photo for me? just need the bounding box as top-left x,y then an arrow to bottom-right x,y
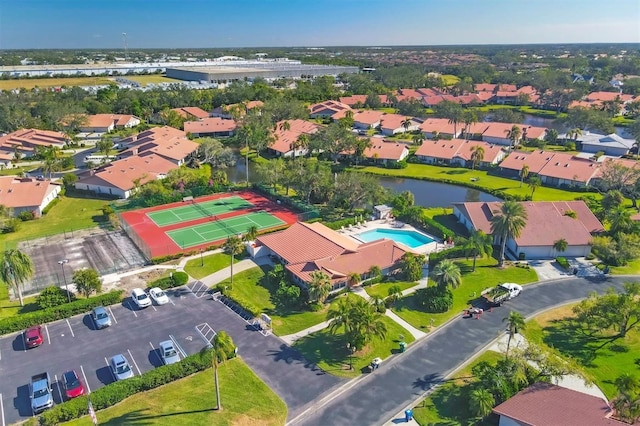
339,219 -> 447,255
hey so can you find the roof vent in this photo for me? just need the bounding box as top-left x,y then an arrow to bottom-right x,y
564,164 -> 569,167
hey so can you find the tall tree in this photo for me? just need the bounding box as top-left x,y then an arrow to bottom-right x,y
528,176 -> 542,200
72,268 -> 102,298
469,145 -> 485,170
552,238 -> 568,256
327,297 -> 387,350
490,201 -> 529,267
506,125 -> 522,149
612,373 -> 640,424
431,259 -> 462,289
469,388 -> 495,418
347,272 -> 361,288
520,164 -> 530,188
465,229 -> 494,271
0,249 -> 34,307
502,311 -> 526,358
205,331 -> 236,411
308,271 -> 331,303
223,235 -> 244,286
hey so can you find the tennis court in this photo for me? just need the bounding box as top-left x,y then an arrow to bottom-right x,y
166,211 -> 286,249
147,195 -> 254,227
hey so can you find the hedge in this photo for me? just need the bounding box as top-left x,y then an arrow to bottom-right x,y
0,290 -> 123,335
215,285 -> 261,318
556,256 -> 570,270
428,246 -> 469,269
39,349 -> 236,426
147,271 -> 189,290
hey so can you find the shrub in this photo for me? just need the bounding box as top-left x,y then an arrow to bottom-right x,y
428,245 -> 468,269
308,301 -> 323,312
172,271 -> 189,285
41,197 -> 60,215
0,291 -> 123,335
148,271 -> 189,290
556,256 -> 570,270
3,218 -> 20,233
36,286 -> 76,309
414,287 -> 453,313
18,210 -> 35,221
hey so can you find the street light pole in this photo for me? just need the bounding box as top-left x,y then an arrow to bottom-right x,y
200,248 -> 204,267
57,259 -> 70,303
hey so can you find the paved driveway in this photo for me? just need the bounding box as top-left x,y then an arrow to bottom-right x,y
293,276 -> 631,426
0,285 -> 342,425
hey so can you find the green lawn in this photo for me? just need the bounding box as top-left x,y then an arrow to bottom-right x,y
365,281 -> 418,299
183,252 -> 241,280
294,296 -> 416,378
0,283 -> 39,319
63,358 -> 287,426
216,266 -> 328,336
522,304 -> 640,399
393,258 -> 538,330
124,75 -> 182,86
0,194 -> 108,250
609,257 -> 640,275
440,74 -> 460,85
356,163 -> 599,202
421,207 -> 470,237
412,350 -> 503,426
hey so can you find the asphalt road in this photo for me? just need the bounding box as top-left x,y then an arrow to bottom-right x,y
293,276 -> 632,426
0,284 -> 342,425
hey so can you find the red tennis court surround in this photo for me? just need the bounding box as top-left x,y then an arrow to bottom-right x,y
119,191 -> 298,259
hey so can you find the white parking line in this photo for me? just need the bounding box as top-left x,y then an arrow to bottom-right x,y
168,296 -> 175,306
151,304 -> 157,312
0,348 -> 2,360
127,349 -> 142,376
149,342 -> 163,365
54,374 -> 64,403
104,357 -> 115,382
45,324 -> 51,345
0,392 -> 5,426
108,307 -> 118,324
65,319 -> 75,337
22,333 -> 26,353
80,365 -> 91,394
169,334 -> 187,358
127,302 -> 138,317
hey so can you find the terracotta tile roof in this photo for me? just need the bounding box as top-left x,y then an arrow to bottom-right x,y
0,177 -> 61,209
0,129 -> 67,155
119,126 -> 197,162
353,110 -> 385,126
84,114 -> 139,129
339,95 -> 368,106
415,139 -> 503,163
498,84 -> 517,92
538,152 -> 601,183
454,140 -> 504,162
184,117 -> 236,134
476,91 -> 495,102
500,150 -> 557,174
493,382 -> 621,426
454,201 -> 604,247
416,88 -> 442,97
586,91 -> 633,103
380,114 -> 417,132
475,83 -> 497,92
397,89 -> 423,100
269,119 -> 321,154
419,118 -> 458,136
476,122 -> 547,140
309,100 -> 352,117
171,107 -> 210,119
362,140 -> 409,161
77,154 -> 176,191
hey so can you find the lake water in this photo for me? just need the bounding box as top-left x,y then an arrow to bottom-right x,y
520,114 -> 630,138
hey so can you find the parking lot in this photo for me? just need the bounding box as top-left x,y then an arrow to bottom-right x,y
0,284 -> 343,425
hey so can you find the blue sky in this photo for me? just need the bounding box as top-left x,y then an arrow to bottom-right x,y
1,0 -> 638,49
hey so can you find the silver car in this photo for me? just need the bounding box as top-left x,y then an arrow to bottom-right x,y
110,354 -> 134,381
159,340 -> 180,365
91,306 -> 112,329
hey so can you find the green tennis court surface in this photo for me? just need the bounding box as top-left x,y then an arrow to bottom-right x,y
166,211 -> 285,248
147,196 -> 254,227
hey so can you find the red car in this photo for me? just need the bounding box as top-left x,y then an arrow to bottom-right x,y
62,370 -> 85,399
24,326 -> 43,349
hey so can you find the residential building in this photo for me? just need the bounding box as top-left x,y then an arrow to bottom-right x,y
252,221 -> 409,290
419,118 -> 461,139
171,106 -> 210,120
499,150 -> 558,178
466,122 -> 547,146
309,100 -> 352,120
353,110 -> 385,130
267,119 -> 321,157
117,126 -> 198,166
537,153 -> 601,187
379,114 -> 420,136
493,382 -> 621,426
453,200 -> 604,259
571,132 -> 636,157
361,140 -> 410,165
0,177 -> 62,217
184,117 -> 237,137
339,94 -> 390,107
79,114 -> 141,133
74,154 -> 176,198
0,129 -> 67,159
414,139 -> 505,168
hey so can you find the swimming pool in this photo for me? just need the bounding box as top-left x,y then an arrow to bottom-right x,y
355,228 -> 435,249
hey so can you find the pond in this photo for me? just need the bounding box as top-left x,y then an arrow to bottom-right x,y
225,158 -> 501,208
520,114 -> 630,138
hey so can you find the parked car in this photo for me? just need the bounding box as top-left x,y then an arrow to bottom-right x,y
110,354 -> 134,381
159,340 -> 180,365
61,370 -> 85,399
131,288 -> 151,309
25,325 -> 43,349
149,287 -> 169,305
91,306 -> 112,329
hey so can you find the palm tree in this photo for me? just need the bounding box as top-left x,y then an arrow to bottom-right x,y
327,298 -> 354,339
462,110 -> 478,139
223,235 -> 244,286
505,125 -> 522,149
567,127 -> 583,142
607,207 -> 634,235
291,134 -> 309,159
370,295 -> 385,313
353,298 -> 388,349
243,225 -> 258,242
490,201 -> 529,267
308,271 -> 331,303
204,331 -> 236,411
612,373 -> 640,424
347,272 -> 361,288
430,259 -> 462,290
0,249 -> 34,307
401,117 -> 412,133
519,164 -> 529,188
553,238 -> 568,256
367,265 -> 382,281
527,176 -> 541,200
469,388 -> 495,418
502,311 -> 526,358
412,134 -> 425,146
469,145 -> 485,170
465,230 -> 493,271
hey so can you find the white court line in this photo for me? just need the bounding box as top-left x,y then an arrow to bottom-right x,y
169,335 -> 187,358
54,374 -> 64,403
45,324 -> 51,345
0,392 -> 5,426
108,307 -> 118,324
127,349 -> 142,376
65,319 -> 75,337
80,365 -> 91,394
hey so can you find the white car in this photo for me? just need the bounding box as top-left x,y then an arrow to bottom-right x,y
159,340 -> 181,365
149,287 -> 169,305
131,288 -> 151,309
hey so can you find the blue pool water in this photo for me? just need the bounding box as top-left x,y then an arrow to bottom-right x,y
356,228 -> 434,248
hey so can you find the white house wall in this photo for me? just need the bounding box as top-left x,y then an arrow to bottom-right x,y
75,182 -> 127,198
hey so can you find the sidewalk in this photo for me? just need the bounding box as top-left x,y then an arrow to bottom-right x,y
199,256 -> 272,287
280,321 -> 331,345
